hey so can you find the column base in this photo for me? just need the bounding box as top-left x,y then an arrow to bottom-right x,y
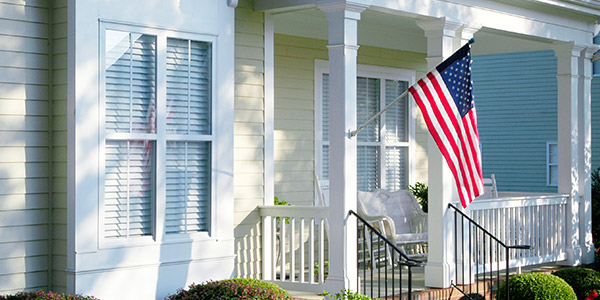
559,245 -> 582,266
425,261 -> 452,288
583,241 -> 595,264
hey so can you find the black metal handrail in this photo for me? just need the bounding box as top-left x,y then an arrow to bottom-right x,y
349,210 -> 423,299
448,203 -> 530,300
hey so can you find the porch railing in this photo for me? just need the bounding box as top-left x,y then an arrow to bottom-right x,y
449,203 -> 531,300
467,194 -> 568,269
258,205 -> 329,293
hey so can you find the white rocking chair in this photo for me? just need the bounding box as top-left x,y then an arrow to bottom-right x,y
357,189 -> 428,262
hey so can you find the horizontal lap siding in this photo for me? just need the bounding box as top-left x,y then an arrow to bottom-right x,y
592,78 -> 600,172
0,0 -> 50,294
234,0 -> 264,279
472,50 -> 558,193
51,0 -> 68,292
274,34 -> 428,204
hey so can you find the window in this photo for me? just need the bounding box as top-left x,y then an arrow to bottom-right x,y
547,142 -> 558,186
101,25 -> 213,240
316,62 -> 414,192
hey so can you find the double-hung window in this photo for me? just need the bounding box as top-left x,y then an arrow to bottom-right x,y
316,62 -> 415,192
101,24 -> 213,240
547,142 -> 558,186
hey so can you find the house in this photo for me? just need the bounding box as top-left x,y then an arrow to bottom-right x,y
0,0 -> 597,299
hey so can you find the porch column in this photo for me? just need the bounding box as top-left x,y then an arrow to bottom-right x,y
579,46 -> 596,264
318,0 -> 368,293
555,42 -> 586,266
417,18 -> 479,288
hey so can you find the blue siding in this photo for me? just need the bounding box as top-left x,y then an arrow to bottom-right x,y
592,77 -> 600,172
472,50 -> 558,193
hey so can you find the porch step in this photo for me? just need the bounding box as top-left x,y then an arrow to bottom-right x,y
288,290 -> 325,300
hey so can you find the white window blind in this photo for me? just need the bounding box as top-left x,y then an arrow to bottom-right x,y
548,142 -> 558,186
103,28 -> 213,239
166,142 -> 210,234
320,73 -> 409,191
166,38 -> 211,135
104,140 -> 155,238
105,31 -> 156,134
165,37 -> 212,235
104,30 -> 156,239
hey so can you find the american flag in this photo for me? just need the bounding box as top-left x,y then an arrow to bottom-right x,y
408,42 -> 483,208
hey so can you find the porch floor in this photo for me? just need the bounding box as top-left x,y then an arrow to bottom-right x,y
288,262 -> 567,300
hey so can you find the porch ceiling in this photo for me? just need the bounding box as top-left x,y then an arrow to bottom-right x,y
259,0 -> 598,46
273,8 -> 427,53
272,8 -> 558,56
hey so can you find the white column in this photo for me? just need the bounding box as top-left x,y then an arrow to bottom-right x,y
417,18 -> 478,288
318,0 -> 368,293
262,13 -> 275,280
555,42 -> 585,266
579,46 -> 596,264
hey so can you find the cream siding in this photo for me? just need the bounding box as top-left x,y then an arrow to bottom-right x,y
0,0 -> 50,293
273,34 -> 429,206
234,0 -> 264,279
51,0 -> 68,292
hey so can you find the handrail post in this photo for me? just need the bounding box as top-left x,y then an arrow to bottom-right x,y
506,247 -> 510,300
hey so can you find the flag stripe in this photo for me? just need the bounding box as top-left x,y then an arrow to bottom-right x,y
408,43 -> 483,208
409,84 -> 469,207
418,76 -> 475,203
427,72 -> 479,199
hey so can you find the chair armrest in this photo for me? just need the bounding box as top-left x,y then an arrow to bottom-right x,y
361,215 -> 397,242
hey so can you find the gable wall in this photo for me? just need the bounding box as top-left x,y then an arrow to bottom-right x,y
0,0 -> 51,294
472,50 -> 559,193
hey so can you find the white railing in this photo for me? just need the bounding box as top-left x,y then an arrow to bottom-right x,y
259,205 -> 329,293
467,193 -> 568,270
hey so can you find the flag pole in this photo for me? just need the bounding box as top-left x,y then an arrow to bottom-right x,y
349,89 -> 409,138
348,38 -> 476,139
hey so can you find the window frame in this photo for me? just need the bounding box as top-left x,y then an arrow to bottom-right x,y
547,141 -> 558,187
98,21 -> 218,248
314,59 -> 416,192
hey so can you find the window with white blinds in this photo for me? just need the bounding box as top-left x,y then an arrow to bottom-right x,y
319,70 -> 411,192
103,27 -> 213,240
165,37 -> 212,235
547,142 -> 558,186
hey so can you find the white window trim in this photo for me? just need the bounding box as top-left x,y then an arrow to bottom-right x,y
98,21 -> 218,248
547,141 -> 558,187
314,59 -> 416,191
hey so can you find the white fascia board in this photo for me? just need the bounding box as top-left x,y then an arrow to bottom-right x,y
525,0 -> 600,15
370,0 -> 595,45
254,0 -> 315,12
256,0 -> 596,44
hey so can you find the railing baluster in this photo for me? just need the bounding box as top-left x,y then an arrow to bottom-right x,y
300,218 -> 305,283
309,218 -> 315,284
319,218 -> 325,283
272,216 -> 277,280
290,218 -> 295,282
281,216 -> 286,281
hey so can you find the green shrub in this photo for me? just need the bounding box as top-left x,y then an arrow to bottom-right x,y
496,272 -> 576,300
0,290 -> 98,300
552,268 -> 600,300
166,278 -> 292,300
408,182 -> 428,213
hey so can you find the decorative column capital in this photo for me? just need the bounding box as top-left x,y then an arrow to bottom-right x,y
227,0 -> 238,8
317,0 -> 370,21
417,17 -> 462,38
